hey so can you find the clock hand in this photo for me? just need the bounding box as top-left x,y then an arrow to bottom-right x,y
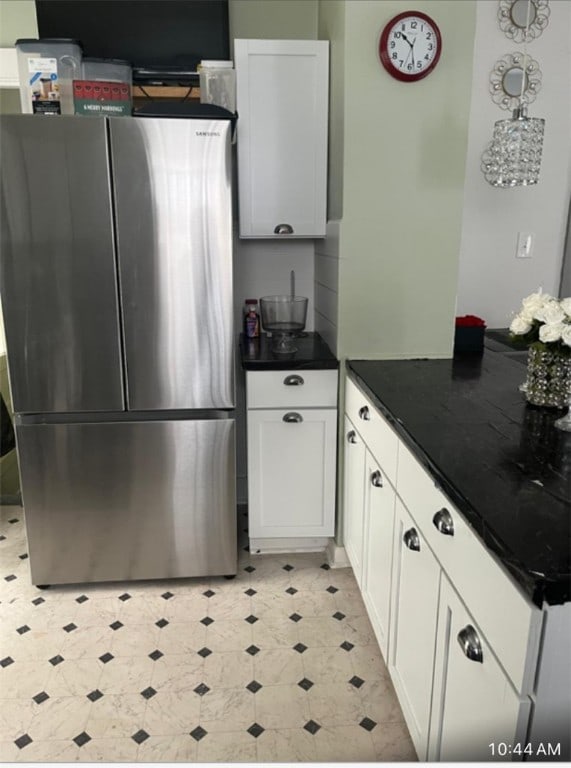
400,32 -> 413,47
410,36 -> 417,68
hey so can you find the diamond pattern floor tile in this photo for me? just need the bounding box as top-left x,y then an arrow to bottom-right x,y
0,503 -> 415,762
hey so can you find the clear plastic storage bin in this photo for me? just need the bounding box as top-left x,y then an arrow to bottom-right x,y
199,60 -> 236,113
82,58 -> 131,84
16,38 -> 82,115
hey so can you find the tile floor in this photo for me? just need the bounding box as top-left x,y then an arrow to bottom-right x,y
0,504 -> 416,763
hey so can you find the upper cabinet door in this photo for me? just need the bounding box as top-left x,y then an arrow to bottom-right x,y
0,116 -> 124,415
235,39 -> 329,238
109,117 -> 234,411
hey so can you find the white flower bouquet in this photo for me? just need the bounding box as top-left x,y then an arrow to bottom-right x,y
509,291 -> 571,355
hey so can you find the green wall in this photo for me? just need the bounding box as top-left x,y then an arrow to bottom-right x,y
337,0 -> 476,359
230,0 -> 317,42
318,0 -> 345,222
0,0 -> 37,46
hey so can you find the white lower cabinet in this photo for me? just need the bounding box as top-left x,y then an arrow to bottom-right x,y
248,408 -> 336,538
343,374 -> 543,763
361,449 -> 396,661
429,576 -> 530,762
342,416 -> 366,586
389,497 -> 441,759
246,369 -> 338,549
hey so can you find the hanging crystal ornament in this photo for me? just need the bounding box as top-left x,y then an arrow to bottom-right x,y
488,105 -> 545,187
482,0 -> 545,187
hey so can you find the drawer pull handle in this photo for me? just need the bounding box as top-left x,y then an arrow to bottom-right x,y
432,508 -> 455,537
274,223 -> 294,235
358,406 -> 370,421
284,374 -> 304,386
403,527 -> 420,552
283,412 -> 303,423
347,430 -> 358,444
457,624 -> 483,663
371,469 -> 383,488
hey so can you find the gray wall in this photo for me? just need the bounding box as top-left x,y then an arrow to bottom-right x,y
456,1 -> 571,326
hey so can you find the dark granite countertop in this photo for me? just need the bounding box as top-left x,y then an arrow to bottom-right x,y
347,340 -> 571,607
240,332 -> 338,370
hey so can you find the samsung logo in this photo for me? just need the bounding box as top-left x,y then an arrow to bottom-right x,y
196,131 -> 220,137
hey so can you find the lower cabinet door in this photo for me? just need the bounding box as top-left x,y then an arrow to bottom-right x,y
428,576 -> 531,762
389,497 -> 441,760
362,449 -> 396,661
342,415 -> 366,585
247,408 -> 336,537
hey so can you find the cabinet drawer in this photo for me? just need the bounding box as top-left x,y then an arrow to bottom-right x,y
345,376 -> 398,485
397,443 -> 542,694
247,369 -> 338,409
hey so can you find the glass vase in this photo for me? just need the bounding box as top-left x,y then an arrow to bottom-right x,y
524,346 -> 571,409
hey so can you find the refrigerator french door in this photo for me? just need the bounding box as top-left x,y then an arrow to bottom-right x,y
0,115 -> 236,585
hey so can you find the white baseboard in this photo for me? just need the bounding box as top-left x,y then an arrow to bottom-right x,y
326,540 -> 350,569
250,536 -> 328,555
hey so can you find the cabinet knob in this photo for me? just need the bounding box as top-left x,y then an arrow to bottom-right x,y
403,527 -> 420,552
274,223 -> 294,235
432,508 -> 455,537
347,430 -> 358,444
358,406 -> 370,421
284,374 -> 304,386
283,412 -> 303,423
370,469 -> 383,488
457,624 -> 484,663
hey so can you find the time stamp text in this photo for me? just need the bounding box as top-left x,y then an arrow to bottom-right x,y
489,742 -> 561,757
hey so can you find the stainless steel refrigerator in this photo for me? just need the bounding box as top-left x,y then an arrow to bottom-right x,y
0,114 -> 236,585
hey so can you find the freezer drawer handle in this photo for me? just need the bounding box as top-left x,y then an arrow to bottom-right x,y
457,624 -> 484,663
347,430 -> 358,444
283,412 -> 303,423
274,223 -> 294,235
284,375 -> 304,386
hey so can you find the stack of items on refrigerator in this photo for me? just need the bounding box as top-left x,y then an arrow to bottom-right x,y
15,38 -> 132,117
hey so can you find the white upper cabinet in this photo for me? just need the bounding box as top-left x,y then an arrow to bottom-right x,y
234,39 -> 329,238
0,49 -> 19,88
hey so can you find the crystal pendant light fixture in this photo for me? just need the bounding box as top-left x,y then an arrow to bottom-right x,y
481,0 -> 545,187
487,105 -> 545,187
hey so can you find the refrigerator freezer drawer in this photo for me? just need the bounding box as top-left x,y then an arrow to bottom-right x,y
17,418 -> 237,585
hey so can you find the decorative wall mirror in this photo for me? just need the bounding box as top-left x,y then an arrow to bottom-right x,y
489,52 -> 542,110
498,0 -> 550,42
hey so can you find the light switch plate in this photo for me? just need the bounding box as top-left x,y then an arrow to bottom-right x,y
516,232 -> 534,259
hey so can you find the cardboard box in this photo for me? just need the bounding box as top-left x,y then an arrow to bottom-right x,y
73,80 -> 132,116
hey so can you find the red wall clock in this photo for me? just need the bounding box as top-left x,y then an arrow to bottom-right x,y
379,11 -> 442,82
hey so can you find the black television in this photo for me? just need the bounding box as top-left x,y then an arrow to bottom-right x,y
36,0 -> 230,81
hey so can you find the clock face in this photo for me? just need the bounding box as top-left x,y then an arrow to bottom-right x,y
379,11 -> 442,82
